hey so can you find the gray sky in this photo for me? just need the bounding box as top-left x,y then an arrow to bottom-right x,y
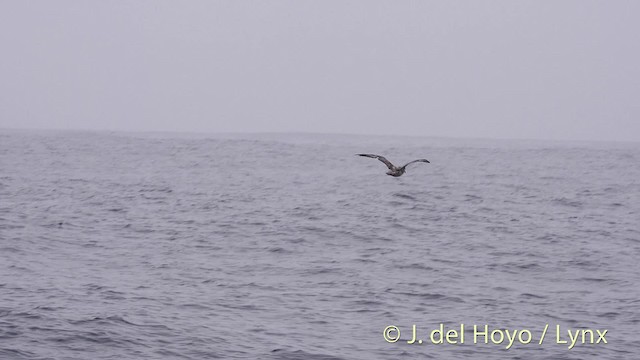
1,1 -> 639,141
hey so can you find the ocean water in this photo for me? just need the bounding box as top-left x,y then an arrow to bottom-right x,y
1,129 -> 639,360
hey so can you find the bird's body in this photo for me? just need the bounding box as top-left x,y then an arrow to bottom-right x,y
357,154 -> 430,177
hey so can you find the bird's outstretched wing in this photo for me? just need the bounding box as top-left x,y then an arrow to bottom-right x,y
400,159 -> 430,169
357,154 -> 395,170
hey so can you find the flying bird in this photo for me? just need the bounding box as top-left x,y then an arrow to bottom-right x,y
357,154 -> 430,177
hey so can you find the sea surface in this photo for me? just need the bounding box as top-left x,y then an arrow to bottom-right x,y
1,129 -> 639,360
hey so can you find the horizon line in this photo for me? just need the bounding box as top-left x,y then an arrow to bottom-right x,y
1,126 -> 639,145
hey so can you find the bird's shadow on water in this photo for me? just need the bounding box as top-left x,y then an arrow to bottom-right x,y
390,178 -> 432,201
392,192 -> 417,201
388,189 -> 434,209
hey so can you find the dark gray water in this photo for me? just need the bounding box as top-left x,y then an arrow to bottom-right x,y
1,130 -> 639,359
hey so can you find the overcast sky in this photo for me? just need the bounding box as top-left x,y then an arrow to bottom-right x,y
1,1 -> 639,141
